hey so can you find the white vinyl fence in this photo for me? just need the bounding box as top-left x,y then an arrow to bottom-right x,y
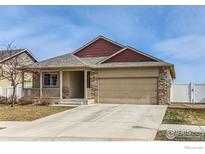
0,87 -> 22,98
171,83 -> 205,103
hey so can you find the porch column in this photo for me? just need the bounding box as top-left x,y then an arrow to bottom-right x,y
21,72 -> 24,97
60,71 -> 63,99
84,70 -> 88,105
40,71 -> 43,98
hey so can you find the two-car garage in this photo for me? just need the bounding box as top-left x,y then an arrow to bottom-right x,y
97,68 -> 159,105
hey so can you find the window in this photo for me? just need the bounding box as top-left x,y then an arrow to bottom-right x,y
10,81 -> 14,87
87,71 -> 91,88
43,73 -> 58,87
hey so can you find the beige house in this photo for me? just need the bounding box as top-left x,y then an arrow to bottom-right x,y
0,49 -> 37,96
23,36 -> 175,105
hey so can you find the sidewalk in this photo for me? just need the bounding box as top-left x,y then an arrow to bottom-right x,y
159,124 -> 205,133
0,121 -> 29,129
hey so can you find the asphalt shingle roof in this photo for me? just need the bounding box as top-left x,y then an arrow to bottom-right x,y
79,56 -> 108,65
30,54 -> 173,69
22,35 -> 175,78
0,49 -> 24,61
94,61 -> 173,68
30,53 -> 88,68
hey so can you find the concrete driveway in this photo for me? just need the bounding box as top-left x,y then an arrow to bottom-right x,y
0,104 -> 167,141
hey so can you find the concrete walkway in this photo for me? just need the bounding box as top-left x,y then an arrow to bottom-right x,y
0,104 -> 167,141
0,121 -> 29,129
159,124 -> 205,133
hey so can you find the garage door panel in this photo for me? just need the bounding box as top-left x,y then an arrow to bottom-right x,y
99,91 -> 157,98
100,97 -> 157,104
100,95 -> 157,99
100,85 -> 157,91
100,78 -> 157,85
99,78 -> 157,104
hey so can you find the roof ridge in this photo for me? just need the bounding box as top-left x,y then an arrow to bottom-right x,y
71,54 -> 89,66
0,48 -> 25,52
97,35 -> 125,48
126,46 -> 163,62
40,53 -> 71,62
98,45 -> 164,64
72,35 -> 125,55
0,49 -> 26,63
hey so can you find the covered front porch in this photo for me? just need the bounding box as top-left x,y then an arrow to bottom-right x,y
22,69 -> 93,104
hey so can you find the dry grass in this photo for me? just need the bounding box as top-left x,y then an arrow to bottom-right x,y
170,103 -> 205,109
162,107 -> 205,125
0,105 -> 74,121
155,131 -> 205,141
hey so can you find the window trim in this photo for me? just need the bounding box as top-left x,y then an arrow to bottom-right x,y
43,72 -> 59,88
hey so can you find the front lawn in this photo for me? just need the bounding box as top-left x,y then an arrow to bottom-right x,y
0,105 -> 74,121
155,131 -> 205,141
162,107 -> 205,125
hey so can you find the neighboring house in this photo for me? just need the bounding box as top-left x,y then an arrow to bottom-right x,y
23,36 -> 175,105
0,49 -> 37,97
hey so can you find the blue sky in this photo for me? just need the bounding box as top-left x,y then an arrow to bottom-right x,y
0,6 -> 204,83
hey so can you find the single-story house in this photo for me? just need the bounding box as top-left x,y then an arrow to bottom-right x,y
23,36 -> 175,105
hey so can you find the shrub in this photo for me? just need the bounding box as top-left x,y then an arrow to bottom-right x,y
0,96 -> 7,104
38,96 -> 53,106
7,95 -> 18,105
18,96 -> 35,105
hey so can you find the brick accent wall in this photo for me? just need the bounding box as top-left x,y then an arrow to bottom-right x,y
90,71 -> 98,102
158,67 -> 172,105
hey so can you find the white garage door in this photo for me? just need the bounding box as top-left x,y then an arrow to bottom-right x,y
99,78 -> 157,104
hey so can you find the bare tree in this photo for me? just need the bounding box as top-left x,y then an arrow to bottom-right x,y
0,42 -> 36,107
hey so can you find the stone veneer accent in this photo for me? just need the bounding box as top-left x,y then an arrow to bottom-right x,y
90,71 -> 98,102
158,67 -> 172,105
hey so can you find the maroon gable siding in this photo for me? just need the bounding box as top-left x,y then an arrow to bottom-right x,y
74,38 -> 123,57
103,49 -> 156,63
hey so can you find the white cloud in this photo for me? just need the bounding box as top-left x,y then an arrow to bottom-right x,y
153,35 -> 205,61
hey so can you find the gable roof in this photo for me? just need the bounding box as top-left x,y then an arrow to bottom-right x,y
98,46 -> 163,64
29,52 -> 175,78
73,35 -> 124,57
73,35 -> 125,55
0,49 -> 22,61
0,49 -> 37,64
25,35 -> 175,78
